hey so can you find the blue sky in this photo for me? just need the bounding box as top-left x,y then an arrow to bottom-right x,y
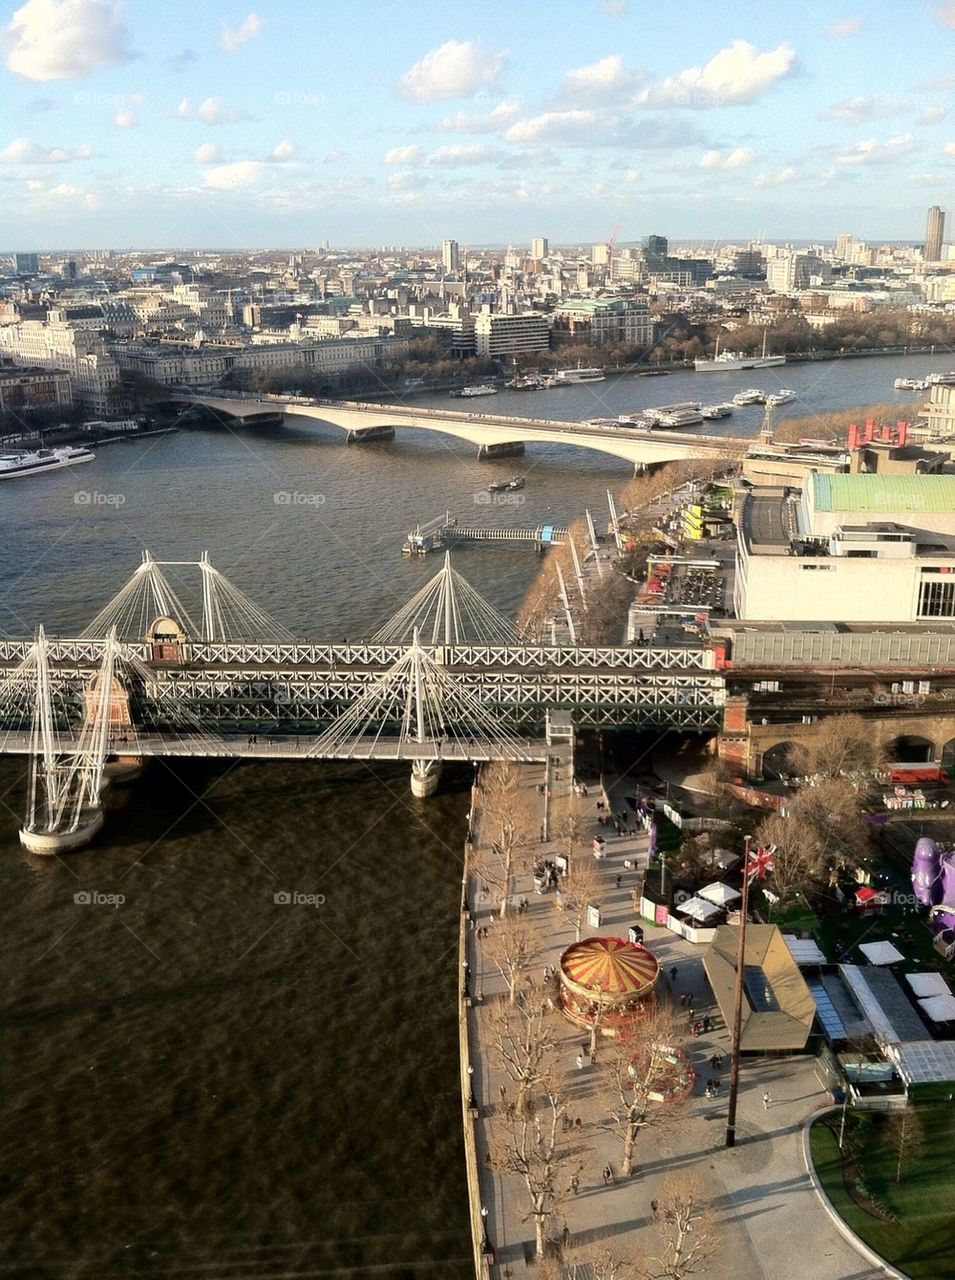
2,0 -> 954,250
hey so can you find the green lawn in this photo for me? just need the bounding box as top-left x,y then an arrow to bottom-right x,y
810,1107 -> 955,1278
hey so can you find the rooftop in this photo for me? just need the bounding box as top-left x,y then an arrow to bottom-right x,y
811,472 -> 955,514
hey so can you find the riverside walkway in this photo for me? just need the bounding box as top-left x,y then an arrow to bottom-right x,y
461,754 -> 882,1279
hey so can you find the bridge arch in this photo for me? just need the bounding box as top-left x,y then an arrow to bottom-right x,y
883,733 -> 936,762
761,740 -> 809,780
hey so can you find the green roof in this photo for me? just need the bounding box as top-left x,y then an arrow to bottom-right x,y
811,473 -> 955,515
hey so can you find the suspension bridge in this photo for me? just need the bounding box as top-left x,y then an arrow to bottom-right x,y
170,390 -> 744,469
0,551 -> 724,854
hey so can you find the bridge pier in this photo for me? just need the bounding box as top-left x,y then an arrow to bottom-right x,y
346,425 -> 396,444
477,441 -> 525,460
410,758 -> 442,798
20,806 -> 104,855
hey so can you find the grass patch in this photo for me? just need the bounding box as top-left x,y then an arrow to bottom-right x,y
810,1107 -> 955,1278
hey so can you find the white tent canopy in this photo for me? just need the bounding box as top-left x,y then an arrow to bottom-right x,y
919,993 -> 955,1022
905,972 -> 952,998
858,940 -> 904,966
698,881 -> 741,907
675,895 -> 722,922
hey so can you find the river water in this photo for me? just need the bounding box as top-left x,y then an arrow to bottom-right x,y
0,351 -> 949,1278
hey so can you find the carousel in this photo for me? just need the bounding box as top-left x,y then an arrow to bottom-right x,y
558,936 -> 660,1036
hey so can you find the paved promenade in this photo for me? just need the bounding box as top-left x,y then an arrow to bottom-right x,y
463,747 -> 883,1279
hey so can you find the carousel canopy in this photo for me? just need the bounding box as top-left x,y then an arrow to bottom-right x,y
560,936 -> 659,1001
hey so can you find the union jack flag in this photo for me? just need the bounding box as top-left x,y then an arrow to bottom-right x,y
746,844 -> 775,883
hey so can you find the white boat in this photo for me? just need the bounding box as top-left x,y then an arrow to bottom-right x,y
451,384 -> 497,398
700,403 -> 734,420
657,409 -> 704,428
765,389 -> 796,407
894,377 -> 927,391
0,445 -> 95,480
695,329 -> 785,372
927,372 -> 955,386
732,388 -> 766,406
553,366 -> 606,384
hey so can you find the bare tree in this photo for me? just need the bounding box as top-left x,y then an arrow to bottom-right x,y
599,1004 -> 688,1176
887,1107 -> 925,1185
490,1063 -> 571,1260
553,853 -> 605,942
802,714 -> 880,780
643,1171 -> 722,1279
754,775 -> 871,899
489,981 -> 558,1112
477,760 -> 526,917
486,912 -> 542,1004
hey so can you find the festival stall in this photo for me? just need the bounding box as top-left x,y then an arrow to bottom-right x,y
558,936 -> 660,1036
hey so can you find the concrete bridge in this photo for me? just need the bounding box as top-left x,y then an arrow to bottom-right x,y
169,389 -> 745,469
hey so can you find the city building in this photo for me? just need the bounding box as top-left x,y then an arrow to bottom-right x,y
13,252 -> 39,275
530,237 -> 548,261
735,474 -> 955,622
551,297 -> 653,347
925,206 -> 946,263
0,364 -> 73,415
473,308 -> 550,359
0,320 -> 123,415
441,240 -> 460,274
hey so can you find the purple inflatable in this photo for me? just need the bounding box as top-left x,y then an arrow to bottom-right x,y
912,837 -> 942,906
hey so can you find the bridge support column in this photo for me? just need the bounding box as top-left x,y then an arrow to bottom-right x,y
411,758 -> 442,798
477,441 -> 525,460
20,807 -> 105,855
346,425 -> 396,444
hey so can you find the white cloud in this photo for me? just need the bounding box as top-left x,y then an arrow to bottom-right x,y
219,11 -> 261,52
919,106 -> 948,125
945,141 -> 955,157
384,144 -> 422,165
397,40 -> 508,103
192,142 -> 220,163
271,139 -> 297,160
504,109 -> 606,146
203,159 -> 267,190
113,108 -> 137,128
324,148 -> 347,163
601,0 -> 627,13
836,133 -> 918,165
638,40 -> 796,109
937,3 -> 955,28
425,143 -> 500,166
177,96 -> 243,125
437,102 -> 519,133
825,17 -> 864,38
0,136 -> 92,163
552,54 -> 643,108
823,95 -> 906,123
5,0 -> 133,81
754,166 -> 797,187
700,146 -> 756,169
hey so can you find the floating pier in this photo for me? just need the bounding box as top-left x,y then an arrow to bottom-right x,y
403,514 -> 567,555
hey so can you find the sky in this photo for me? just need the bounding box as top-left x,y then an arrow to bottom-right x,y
1,0 -> 954,250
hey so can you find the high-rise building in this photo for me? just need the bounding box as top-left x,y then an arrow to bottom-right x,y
643,235 -> 668,259
925,206 -> 945,263
530,236 -> 548,260
441,239 -> 459,273
14,252 -> 39,275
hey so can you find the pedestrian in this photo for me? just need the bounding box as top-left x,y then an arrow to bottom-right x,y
574,1117 -> 582,1131
576,1053 -> 584,1070
499,1083 -> 507,1102
603,1165 -> 614,1186
590,1051 -> 596,1067
562,1222 -> 571,1248
484,1150 -> 492,1168
763,1091 -> 771,1111
650,1198 -> 659,1218
570,1174 -> 580,1196
616,874 -> 622,889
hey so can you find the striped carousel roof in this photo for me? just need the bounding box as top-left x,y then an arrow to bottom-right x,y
560,936 -> 659,998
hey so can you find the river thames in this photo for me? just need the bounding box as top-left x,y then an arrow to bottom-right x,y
0,352 -> 950,1277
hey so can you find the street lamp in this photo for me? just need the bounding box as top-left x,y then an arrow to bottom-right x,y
725,834 -> 752,1149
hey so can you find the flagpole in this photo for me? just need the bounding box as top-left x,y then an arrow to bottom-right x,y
725,833 -> 751,1149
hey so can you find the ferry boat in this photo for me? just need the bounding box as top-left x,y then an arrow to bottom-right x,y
505,374 -> 543,390
765,389 -> 797,407
553,366 -> 606,384
894,377 -> 927,391
0,445 -> 95,480
506,476 -> 525,491
700,403 -> 734,420
451,384 -> 497,398
732,388 -> 766,406
656,407 -> 704,428
695,330 -> 785,372
488,475 -> 525,493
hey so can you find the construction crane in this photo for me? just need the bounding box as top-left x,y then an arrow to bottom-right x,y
605,219 -> 623,267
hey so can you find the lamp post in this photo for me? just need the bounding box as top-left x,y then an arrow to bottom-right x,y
725,834 -> 751,1149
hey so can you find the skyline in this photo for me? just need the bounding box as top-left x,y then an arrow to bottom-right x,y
1,0 -> 954,249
